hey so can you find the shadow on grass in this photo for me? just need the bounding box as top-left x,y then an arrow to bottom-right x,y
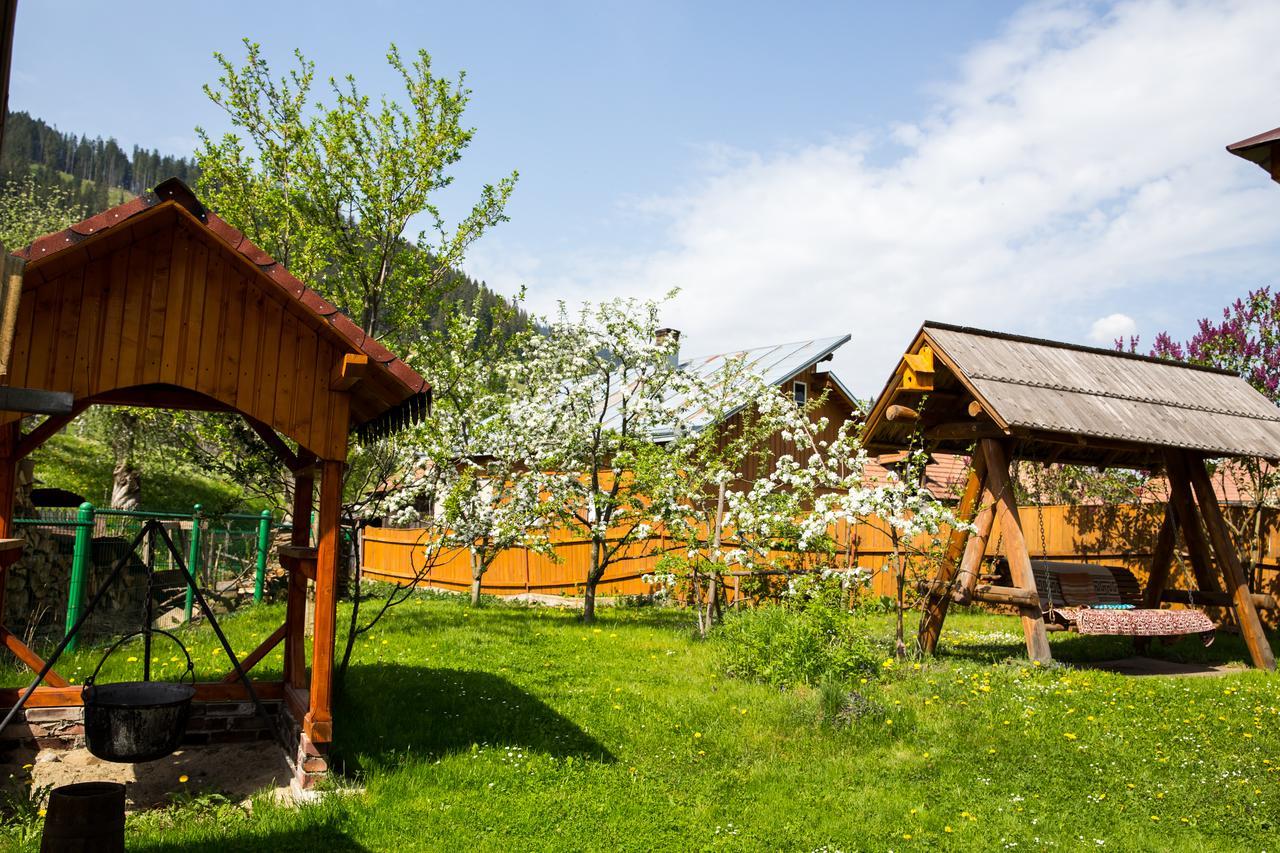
130,825 -> 368,853
333,664 -> 614,772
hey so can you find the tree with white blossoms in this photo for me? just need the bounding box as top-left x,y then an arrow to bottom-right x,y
851,444 -> 967,659
518,296 -> 692,623
380,296 -> 553,605
658,361 -> 827,636
710,390 -> 964,657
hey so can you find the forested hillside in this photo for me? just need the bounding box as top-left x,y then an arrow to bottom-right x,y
0,111 -> 525,338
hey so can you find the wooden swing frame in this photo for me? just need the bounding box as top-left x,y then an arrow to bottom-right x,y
863,323 -> 1279,671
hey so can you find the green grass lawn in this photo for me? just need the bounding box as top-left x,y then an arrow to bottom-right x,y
2,596 -> 1278,851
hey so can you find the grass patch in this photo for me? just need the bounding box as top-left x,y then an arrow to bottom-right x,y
2,597 -> 1277,850
27,432 -> 265,513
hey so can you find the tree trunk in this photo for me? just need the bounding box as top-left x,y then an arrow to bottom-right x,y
111,458 -> 141,510
470,550 -> 483,606
582,538 -> 602,623
893,535 -> 907,659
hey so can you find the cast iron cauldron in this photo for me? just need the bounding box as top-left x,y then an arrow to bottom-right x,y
82,629 -> 195,763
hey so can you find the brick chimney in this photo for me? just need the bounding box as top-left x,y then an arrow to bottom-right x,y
656,328 -> 681,368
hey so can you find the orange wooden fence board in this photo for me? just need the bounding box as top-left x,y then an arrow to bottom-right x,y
363,503 -> 1280,602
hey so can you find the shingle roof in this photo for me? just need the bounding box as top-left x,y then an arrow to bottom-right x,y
864,322 -> 1280,465
1227,125 -> 1280,180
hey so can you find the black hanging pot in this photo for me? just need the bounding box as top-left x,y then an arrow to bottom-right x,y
82,629 -> 196,763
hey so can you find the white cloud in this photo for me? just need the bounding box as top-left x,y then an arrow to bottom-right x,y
1088,312 -> 1137,345
477,0 -> 1280,393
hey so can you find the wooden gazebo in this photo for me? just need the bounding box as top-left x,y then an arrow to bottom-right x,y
0,180 -> 429,785
862,322 -> 1280,670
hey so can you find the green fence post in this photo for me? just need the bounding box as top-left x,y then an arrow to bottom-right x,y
254,509 -> 271,603
65,501 -> 94,652
183,504 -> 203,623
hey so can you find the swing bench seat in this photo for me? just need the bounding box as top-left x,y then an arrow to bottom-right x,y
1028,561 -> 1216,638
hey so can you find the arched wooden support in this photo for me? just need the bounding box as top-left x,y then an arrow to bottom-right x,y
918,453 -> 985,654
979,439 -> 1052,663
1182,452 -> 1276,671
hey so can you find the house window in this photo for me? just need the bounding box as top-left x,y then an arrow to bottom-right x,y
793,381 -> 807,406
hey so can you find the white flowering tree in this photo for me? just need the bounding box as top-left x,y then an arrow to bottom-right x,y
517,296 -> 691,623
847,445 -> 966,658
380,299 -> 553,605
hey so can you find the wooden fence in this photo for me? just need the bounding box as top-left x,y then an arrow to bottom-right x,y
362,503 -> 1280,602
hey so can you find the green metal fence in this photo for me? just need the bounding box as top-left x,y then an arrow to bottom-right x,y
13,504 -> 274,649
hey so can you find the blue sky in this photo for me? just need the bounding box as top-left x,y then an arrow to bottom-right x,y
12,1 -> 1280,392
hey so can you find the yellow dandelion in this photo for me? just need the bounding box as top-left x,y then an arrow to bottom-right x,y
1063,732 -> 1078,741
179,775 -> 189,784
126,656 -> 138,663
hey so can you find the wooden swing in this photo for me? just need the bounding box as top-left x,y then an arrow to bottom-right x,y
861,323 -> 1280,669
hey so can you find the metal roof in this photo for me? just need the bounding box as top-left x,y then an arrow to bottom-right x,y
1227,125 -> 1280,180
605,334 -> 852,441
863,322 -> 1280,465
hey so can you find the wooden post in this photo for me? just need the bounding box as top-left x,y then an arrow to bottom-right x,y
980,439 -> 1052,664
1163,451 -> 1223,596
953,463 -> 998,605
1184,453 -> 1276,671
305,458 -> 344,744
1142,503 -> 1178,609
918,453 -> 986,654
284,462 -> 314,690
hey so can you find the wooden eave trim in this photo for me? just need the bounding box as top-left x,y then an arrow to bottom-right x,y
918,329 -> 1010,431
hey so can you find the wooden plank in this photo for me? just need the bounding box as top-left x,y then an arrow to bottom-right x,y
308,342 -> 335,458
219,623 -> 286,683
918,455 -> 984,654
71,257 -> 107,398
981,439 -> 1052,663
50,268 -> 84,392
0,627 -> 70,687
20,280 -> 59,391
216,273 -> 246,406
115,239 -> 150,388
291,328 -> 318,446
1185,453 -> 1276,670
159,226 -> 191,384
245,416 -> 299,471
180,238 -> 210,389
1142,503 -> 1178,609
194,252 -> 224,396
143,229 -> 174,381
274,311 -> 299,438
306,458 -> 344,745
233,284 -> 264,416
256,295 -> 284,427
95,246 -> 130,392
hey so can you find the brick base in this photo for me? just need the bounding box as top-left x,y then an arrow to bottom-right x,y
0,696 -> 330,791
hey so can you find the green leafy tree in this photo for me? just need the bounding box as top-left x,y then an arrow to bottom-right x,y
197,39 -> 517,345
